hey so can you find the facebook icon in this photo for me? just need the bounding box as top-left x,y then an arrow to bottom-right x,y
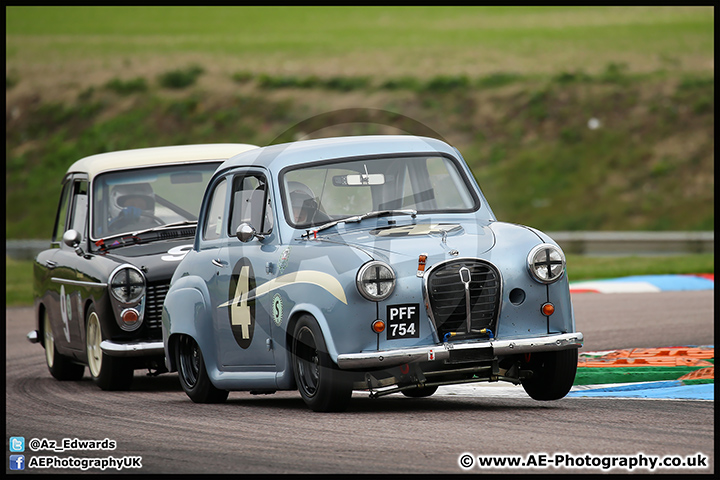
10,455 -> 25,471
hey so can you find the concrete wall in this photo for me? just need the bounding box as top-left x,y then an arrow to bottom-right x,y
548,231 -> 714,256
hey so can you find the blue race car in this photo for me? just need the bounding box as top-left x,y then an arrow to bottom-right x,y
162,135 -> 583,411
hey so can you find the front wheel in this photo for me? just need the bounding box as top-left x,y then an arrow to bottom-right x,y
43,310 -> 84,381
292,316 -> 352,412
175,335 -> 228,403
85,306 -> 133,391
521,349 -> 578,401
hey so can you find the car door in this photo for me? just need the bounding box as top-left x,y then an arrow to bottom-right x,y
209,169 -> 277,368
39,177 -> 72,351
47,175 -> 89,353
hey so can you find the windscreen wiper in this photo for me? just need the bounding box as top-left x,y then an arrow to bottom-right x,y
127,220 -> 197,237
301,209 -> 417,238
96,221 -> 198,251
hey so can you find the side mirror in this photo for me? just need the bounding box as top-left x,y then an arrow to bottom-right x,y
235,223 -> 265,243
62,229 -> 81,248
62,229 -> 85,256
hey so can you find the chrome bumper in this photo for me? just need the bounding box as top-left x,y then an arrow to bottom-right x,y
29,328 -> 163,357
336,332 -> 584,370
100,340 -> 165,357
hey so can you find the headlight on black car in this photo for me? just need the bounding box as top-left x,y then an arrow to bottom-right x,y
527,243 -> 566,284
110,265 -> 145,303
356,260 -> 396,301
108,265 -> 146,331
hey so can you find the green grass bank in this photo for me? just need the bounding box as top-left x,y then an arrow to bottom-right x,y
7,7 -> 714,238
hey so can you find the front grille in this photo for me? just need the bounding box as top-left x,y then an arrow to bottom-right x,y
144,282 -> 169,332
424,259 -> 500,340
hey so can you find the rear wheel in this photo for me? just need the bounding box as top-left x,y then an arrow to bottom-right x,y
43,310 -> 84,381
176,335 -> 228,403
85,306 -> 133,391
292,316 -> 352,412
521,349 -> 578,401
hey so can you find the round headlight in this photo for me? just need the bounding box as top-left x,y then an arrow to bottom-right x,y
109,265 -> 146,304
527,243 -> 566,284
356,261 -> 396,301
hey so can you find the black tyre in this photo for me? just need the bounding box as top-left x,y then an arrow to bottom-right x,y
43,310 -> 84,381
292,315 -> 352,412
176,335 -> 228,403
521,348 -> 578,401
85,305 -> 133,391
401,385 -> 439,398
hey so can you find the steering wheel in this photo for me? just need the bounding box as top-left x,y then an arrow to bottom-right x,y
140,212 -> 164,226
108,211 -> 164,234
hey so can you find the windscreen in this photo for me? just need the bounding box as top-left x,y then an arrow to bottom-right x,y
281,155 -> 478,228
92,162 -> 220,238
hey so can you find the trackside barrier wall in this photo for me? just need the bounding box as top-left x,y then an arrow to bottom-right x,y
6,231 -> 715,260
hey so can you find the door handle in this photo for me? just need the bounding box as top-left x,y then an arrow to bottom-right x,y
211,259 -> 228,268
46,260 -> 58,269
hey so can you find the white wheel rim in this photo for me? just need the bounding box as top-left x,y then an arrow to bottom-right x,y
86,312 -> 103,377
43,313 -> 54,368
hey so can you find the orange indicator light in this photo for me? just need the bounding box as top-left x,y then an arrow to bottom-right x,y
122,309 -> 139,324
372,320 -> 386,334
417,253 -> 428,277
541,303 -> 555,316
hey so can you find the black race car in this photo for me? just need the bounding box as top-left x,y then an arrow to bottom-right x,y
28,144 -> 257,390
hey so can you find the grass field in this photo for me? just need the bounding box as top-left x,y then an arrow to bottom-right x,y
7,7 -> 713,78
5,6 -> 714,239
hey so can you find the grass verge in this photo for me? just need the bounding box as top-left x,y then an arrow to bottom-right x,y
6,257 -> 35,307
565,253 -> 714,282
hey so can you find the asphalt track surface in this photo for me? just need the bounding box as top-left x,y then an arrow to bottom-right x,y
5,290 -> 714,474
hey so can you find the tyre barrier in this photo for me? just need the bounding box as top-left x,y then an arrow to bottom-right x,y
569,274 -> 714,294
568,345 -> 714,401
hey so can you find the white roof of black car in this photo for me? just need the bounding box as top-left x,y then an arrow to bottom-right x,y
66,144 -> 258,180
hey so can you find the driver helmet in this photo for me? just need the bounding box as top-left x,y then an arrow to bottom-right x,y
287,181 -> 316,223
109,183 -> 155,219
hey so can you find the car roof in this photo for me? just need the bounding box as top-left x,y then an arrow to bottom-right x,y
66,144 -> 259,180
217,135 -> 458,173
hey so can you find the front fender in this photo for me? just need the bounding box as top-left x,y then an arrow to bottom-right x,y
162,278 -> 211,372
485,222 -> 575,337
286,303 -> 339,361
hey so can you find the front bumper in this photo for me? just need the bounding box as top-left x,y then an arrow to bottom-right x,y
336,332 -> 584,369
100,340 -> 165,357
28,329 -> 164,357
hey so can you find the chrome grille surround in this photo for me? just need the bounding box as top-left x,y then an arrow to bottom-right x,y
422,258 -> 501,342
